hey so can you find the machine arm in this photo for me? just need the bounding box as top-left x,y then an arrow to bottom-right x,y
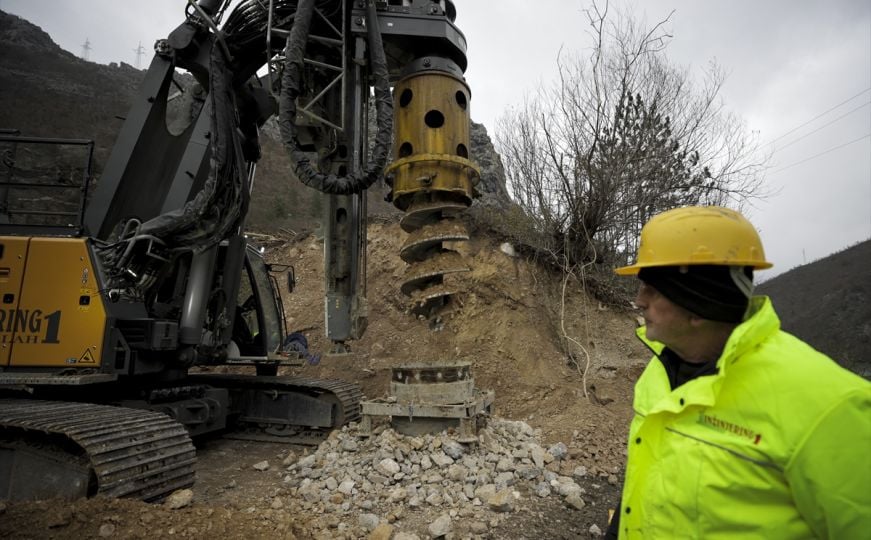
84,0 -> 478,357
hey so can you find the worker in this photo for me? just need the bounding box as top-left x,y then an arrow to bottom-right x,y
606,205 -> 871,539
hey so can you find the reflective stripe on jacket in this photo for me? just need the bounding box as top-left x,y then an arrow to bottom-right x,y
618,296 -> 871,539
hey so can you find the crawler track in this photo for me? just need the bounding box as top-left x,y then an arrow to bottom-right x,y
283,376 -> 363,424
0,399 -> 196,501
188,374 -> 363,425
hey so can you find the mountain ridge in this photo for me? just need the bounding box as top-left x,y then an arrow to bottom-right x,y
757,239 -> 870,376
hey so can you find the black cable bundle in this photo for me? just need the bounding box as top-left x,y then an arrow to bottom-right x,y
278,0 -> 393,194
136,38 -> 247,253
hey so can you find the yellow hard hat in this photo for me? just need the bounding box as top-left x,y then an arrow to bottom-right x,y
614,206 -> 773,276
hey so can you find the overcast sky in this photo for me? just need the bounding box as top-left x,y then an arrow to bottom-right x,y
3,0 -> 870,278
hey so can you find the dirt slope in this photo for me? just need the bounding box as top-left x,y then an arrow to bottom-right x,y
273,220 -> 646,446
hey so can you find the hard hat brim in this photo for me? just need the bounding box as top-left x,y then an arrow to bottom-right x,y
614,260 -> 774,276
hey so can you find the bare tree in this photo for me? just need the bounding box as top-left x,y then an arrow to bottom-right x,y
496,2 -> 767,269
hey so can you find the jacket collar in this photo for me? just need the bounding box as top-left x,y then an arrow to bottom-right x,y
714,296 -> 780,372
634,296 -> 781,413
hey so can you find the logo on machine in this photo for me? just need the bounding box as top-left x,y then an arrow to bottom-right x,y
0,309 -> 62,344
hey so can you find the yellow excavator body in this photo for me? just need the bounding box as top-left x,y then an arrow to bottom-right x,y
0,236 -> 105,368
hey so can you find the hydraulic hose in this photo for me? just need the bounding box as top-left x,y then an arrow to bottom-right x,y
136,38 -> 246,252
278,0 -> 392,194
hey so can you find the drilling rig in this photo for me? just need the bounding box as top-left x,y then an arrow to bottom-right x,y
0,0 -> 477,501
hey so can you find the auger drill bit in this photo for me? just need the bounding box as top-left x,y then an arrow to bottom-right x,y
386,57 -> 480,315
399,201 -> 470,304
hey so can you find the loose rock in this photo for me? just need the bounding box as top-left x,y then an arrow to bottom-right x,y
427,514 -> 452,538
359,513 -> 380,532
442,440 -> 465,459
487,489 -> 515,513
369,523 -> 395,540
282,451 -> 297,467
566,493 -> 586,510
223,419 -> 609,538
165,489 -> 194,510
470,521 -> 488,534
548,442 -> 568,460
377,458 -> 401,476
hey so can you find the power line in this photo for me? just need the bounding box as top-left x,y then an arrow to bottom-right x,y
765,87 -> 871,146
772,101 -> 871,155
769,133 -> 870,175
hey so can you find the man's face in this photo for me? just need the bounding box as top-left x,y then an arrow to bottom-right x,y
634,281 -> 695,346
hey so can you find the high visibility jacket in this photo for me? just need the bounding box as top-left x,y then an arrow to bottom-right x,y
618,296 -> 871,539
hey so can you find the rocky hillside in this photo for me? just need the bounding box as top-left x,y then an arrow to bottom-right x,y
0,11 -> 142,167
757,239 -> 871,377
